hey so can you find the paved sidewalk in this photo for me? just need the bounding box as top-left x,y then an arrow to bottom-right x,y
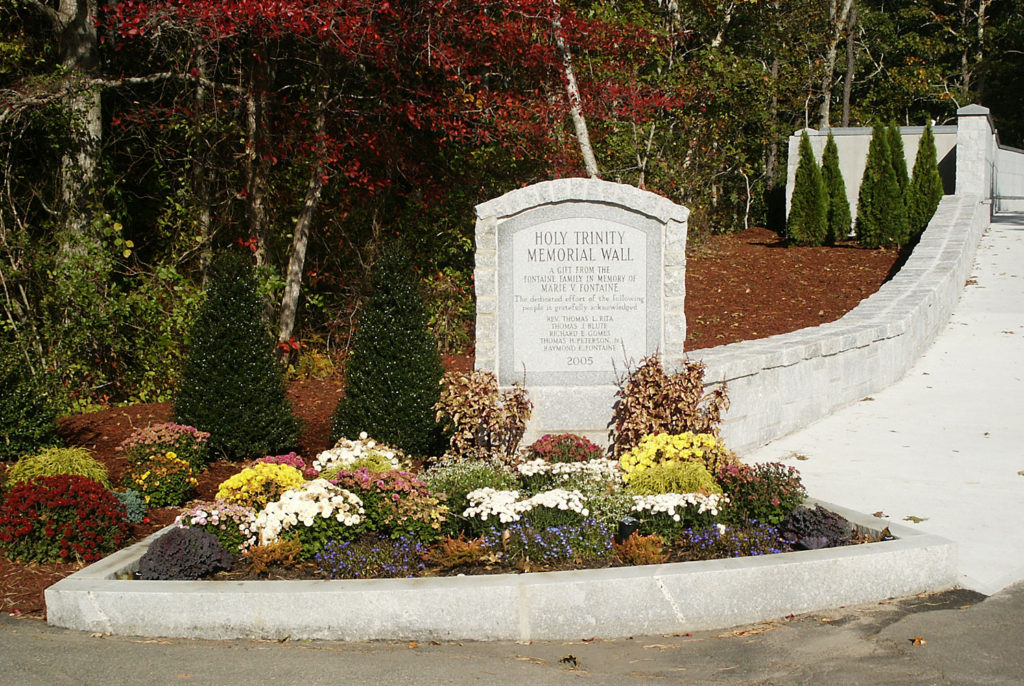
750,213 -> 1024,595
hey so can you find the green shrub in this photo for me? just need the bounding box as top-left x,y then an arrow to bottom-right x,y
821,133 -> 852,244
786,130 -> 829,245
114,489 -> 148,524
137,527 -> 232,580
610,355 -> 728,457
716,462 -> 806,525
524,433 -> 604,463
330,251 -> 446,457
907,121 -> 944,237
0,348 -> 65,462
5,446 -> 110,489
117,422 -> 211,470
434,370 -> 532,462
856,124 -> 909,248
123,452 -> 198,508
173,250 -> 301,460
0,475 -> 130,563
625,461 -> 722,496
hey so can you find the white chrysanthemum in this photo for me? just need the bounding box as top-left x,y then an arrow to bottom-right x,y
311,436 -> 403,474
463,488 -> 522,523
256,479 -> 364,544
630,492 -> 728,519
519,488 -> 589,516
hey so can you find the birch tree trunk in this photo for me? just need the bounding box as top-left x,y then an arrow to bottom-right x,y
278,58 -> 329,357
842,0 -> 857,127
244,54 -> 273,268
551,2 -> 600,179
817,0 -> 855,129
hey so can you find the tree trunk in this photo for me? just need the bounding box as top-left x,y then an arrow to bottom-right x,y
194,54 -> 214,285
54,0 -> 101,246
766,56 -> 780,189
551,2 -> 600,179
842,0 -> 857,127
818,0 -> 855,129
244,53 -> 273,268
278,58 -> 329,357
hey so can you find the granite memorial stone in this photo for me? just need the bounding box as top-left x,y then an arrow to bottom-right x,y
474,178 -> 688,446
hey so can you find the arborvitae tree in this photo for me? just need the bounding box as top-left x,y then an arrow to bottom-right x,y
886,123 -> 910,198
174,250 -> 300,460
856,124 -> 908,248
907,122 -> 944,238
330,250 -> 445,457
821,133 -> 852,244
786,131 -> 829,246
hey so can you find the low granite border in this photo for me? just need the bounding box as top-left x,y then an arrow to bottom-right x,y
45,500 -> 956,641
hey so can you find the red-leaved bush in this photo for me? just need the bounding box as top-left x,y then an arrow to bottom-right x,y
524,433 -> 604,463
0,475 -> 130,563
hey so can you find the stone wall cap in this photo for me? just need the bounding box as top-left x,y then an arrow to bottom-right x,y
474,177 -> 689,224
957,104 -> 991,116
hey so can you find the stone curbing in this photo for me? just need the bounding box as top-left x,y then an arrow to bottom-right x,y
694,194 -> 991,454
44,500 -> 956,641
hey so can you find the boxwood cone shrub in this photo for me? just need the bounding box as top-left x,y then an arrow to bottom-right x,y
0,348 -> 64,462
907,121 -> 944,237
786,131 -> 829,246
821,133 -> 852,244
173,250 -> 300,460
856,124 -> 908,248
330,250 -> 445,457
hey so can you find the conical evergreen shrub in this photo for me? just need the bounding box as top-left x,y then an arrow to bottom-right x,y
821,133 -> 851,244
907,122 -> 944,238
330,250 -> 445,457
856,124 -> 908,248
174,250 -> 300,460
786,131 -> 829,246
887,124 -> 910,198
0,348 -> 64,461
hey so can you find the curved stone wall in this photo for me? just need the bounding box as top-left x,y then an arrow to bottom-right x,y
692,194 -> 991,453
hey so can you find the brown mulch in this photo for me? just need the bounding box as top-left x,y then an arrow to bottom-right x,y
0,227 -> 902,618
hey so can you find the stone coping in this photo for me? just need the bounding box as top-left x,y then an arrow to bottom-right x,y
45,500 -> 956,641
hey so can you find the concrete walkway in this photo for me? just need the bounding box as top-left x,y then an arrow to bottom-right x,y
750,213 -> 1024,595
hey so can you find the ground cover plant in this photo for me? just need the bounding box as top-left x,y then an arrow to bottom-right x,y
0,233 -> 902,615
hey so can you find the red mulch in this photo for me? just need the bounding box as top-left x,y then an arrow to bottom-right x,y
0,227 -> 901,618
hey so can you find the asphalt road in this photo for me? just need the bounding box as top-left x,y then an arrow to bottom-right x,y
2,581 -> 1021,685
